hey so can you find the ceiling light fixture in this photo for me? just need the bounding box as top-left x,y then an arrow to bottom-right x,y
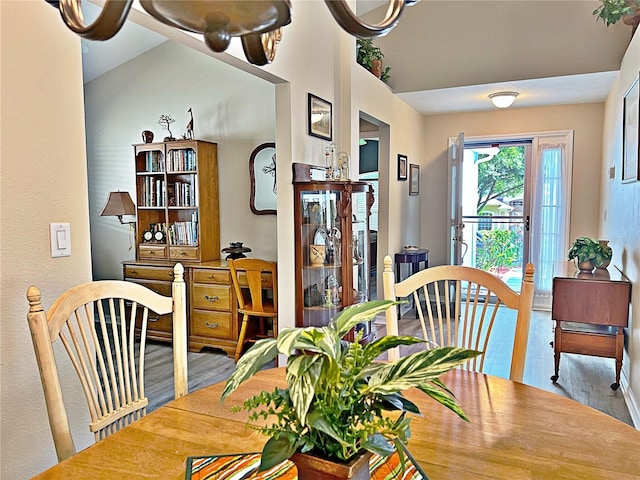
53,0 -> 419,66
488,91 -> 519,109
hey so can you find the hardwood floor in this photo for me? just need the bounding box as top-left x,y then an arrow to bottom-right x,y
144,309 -> 634,427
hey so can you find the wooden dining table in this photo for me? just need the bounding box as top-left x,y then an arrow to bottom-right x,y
33,368 -> 640,479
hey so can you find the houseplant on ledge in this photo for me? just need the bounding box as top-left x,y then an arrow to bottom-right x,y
593,0 -> 640,34
356,38 -> 391,84
221,300 -> 480,478
567,236 -> 612,272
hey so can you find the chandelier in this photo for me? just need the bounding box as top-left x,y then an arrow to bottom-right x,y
56,0 -> 418,66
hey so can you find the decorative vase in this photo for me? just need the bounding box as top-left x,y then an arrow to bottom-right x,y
141,130 -> 154,143
577,259 -> 595,273
291,451 -> 372,480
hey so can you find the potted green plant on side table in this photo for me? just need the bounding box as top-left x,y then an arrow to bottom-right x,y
221,300 -> 480,479
568,236 -> 612,272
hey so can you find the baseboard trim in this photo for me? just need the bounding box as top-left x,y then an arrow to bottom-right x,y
621,369 -> 640,429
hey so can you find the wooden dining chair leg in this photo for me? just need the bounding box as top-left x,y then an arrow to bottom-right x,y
235,313 -> 250,362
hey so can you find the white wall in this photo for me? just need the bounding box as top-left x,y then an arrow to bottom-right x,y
85,41 -> 278,281
600,31 -> 640,425
1,1 -> 94,478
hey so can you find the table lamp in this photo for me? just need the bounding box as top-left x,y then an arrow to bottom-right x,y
100,191 -> 136,249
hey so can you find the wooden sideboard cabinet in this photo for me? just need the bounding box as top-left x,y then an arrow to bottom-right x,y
123,260 -> 275,358
551,261 -> 631,390
124,260 -> 241,357
189,264 -> 238,357
124,263 -> 178,342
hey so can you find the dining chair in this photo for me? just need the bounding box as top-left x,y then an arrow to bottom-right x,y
382,256 -> 534,382
26,263 -> 188,462
228,258 -> 278,362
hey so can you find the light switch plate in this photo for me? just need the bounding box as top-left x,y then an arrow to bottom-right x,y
50,223 -> 71,258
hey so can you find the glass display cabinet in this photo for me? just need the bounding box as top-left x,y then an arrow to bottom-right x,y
293,177 -> 374,342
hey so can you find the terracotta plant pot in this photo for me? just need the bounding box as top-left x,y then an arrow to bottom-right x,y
369,59 -> 383,79
291,451 -> 372,480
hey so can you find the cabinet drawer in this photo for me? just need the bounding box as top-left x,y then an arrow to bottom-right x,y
138,245 -> 168,260
192,269 -> 230,284
170,246 -> 199,260
124,265 -> 174,282
191,311 -> 234,339
141,310 -> 173,333
192,284 -> 231,311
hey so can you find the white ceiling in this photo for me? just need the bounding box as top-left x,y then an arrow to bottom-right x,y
79,1 -> 621,115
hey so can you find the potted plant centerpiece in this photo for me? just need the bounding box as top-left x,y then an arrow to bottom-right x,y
356,38 -> 391,83
568,236 -> 612,272
221,300 -> 480,479
593,0 -> 640,34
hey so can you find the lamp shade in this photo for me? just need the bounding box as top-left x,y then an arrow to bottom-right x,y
100,191 -> 136,218
488,91 -> 519,109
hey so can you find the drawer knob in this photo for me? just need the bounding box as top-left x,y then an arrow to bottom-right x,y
204,321 -> 219,329
204,295 -> 219,302
208,274 -> 214,279
177,251 -> 187,256
146,250 -> 155,255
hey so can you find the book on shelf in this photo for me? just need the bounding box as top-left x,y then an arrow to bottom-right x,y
145,151 -> 164,172
168,148 -> 197,172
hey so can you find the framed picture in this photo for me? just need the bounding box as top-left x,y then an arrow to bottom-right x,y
622,74 -> 639,183
249,142 -> 277,215
397,154 -> 408,180
409,164 -> 420,195
308,93 -> 332,140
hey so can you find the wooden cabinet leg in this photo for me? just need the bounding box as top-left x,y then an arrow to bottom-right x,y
551,321 -> 561,383
612,327 -> 624,390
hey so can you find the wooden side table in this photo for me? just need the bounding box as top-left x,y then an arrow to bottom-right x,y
394,248 -> 429,281
394,249 -> 429,316
551,261 -> 631,390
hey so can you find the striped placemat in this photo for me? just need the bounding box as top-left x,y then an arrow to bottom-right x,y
185,449 -> 429,479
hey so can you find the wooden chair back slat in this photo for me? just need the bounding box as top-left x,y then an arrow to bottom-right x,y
27,263 -> 187,462
383,256 -> 535,382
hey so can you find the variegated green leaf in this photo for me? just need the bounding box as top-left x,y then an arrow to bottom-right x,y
332,300 -> 398,338
364,335 -> 427,358
221,338 -> 278,401
287,355 -> 323,424
276,327 -> 308,355
416,383 -> 470,421
366,347 -> 481,395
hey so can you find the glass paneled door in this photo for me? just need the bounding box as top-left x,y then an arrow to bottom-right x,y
450,137 -> 532,292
